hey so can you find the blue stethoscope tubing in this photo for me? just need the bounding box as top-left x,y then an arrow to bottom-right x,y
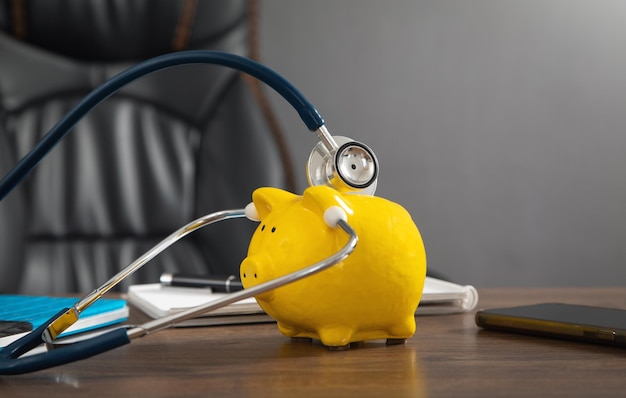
0,50 -> 325,202
0,308 -> 131,376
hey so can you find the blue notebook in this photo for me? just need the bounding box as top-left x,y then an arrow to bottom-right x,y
0,295 -> 128,347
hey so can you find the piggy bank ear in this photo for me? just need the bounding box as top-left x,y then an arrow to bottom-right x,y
302,186 -> 354,225
248,187 -> 298,221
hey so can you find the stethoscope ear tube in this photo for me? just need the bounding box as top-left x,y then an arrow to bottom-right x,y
0,308 -> 130,375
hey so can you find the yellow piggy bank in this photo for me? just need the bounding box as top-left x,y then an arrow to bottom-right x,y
240,186 -> 427,349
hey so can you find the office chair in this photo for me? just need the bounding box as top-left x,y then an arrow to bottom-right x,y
0,0 -> 295,294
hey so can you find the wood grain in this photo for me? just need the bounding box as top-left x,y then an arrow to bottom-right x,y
1,287 -> 625,397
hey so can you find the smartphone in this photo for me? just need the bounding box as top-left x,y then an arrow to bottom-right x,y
475,303 -> 626,347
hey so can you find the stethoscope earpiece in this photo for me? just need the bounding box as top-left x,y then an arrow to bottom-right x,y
307,135 -> 378,196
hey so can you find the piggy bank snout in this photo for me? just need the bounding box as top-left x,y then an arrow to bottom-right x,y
240,254 -> 273,287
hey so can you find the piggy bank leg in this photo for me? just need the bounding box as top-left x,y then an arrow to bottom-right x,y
277,322 -> 316,344
385,315 -> 416,345
277,322 -> 315,343
318,326 -> 354,351
277,322 -> 302,338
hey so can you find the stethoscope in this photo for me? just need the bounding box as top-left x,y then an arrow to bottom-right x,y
0,51 -> 379,375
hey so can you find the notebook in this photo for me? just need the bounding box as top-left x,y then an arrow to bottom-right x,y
127,276 -> 478,327
127,284 -> 273,326
0,295 -> 129,348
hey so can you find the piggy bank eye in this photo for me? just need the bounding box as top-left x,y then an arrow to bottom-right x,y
271,227 -> 276,233
261,225 -> 265,231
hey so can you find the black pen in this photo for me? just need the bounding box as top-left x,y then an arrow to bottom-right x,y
160,273 -> 244,293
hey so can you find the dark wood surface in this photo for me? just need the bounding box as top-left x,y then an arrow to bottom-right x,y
2,287 -> 626,397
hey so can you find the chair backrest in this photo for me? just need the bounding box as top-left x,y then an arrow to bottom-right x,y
0,0 -> 295,294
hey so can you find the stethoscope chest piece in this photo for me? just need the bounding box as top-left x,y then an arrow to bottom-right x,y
307,136 -> 378,196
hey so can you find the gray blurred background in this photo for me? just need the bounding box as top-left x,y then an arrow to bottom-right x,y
258,0 -> 626,287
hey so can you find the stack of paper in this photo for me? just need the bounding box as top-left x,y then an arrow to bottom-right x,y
127,276 -> 478,327
127,284 -> 273,326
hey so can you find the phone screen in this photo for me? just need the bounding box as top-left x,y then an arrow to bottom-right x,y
475,303 -> 626,347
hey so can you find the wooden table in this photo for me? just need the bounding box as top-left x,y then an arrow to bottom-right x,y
1,287 -> 625,397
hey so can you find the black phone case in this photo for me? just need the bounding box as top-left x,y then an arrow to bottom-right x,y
475,303 -> 626,348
